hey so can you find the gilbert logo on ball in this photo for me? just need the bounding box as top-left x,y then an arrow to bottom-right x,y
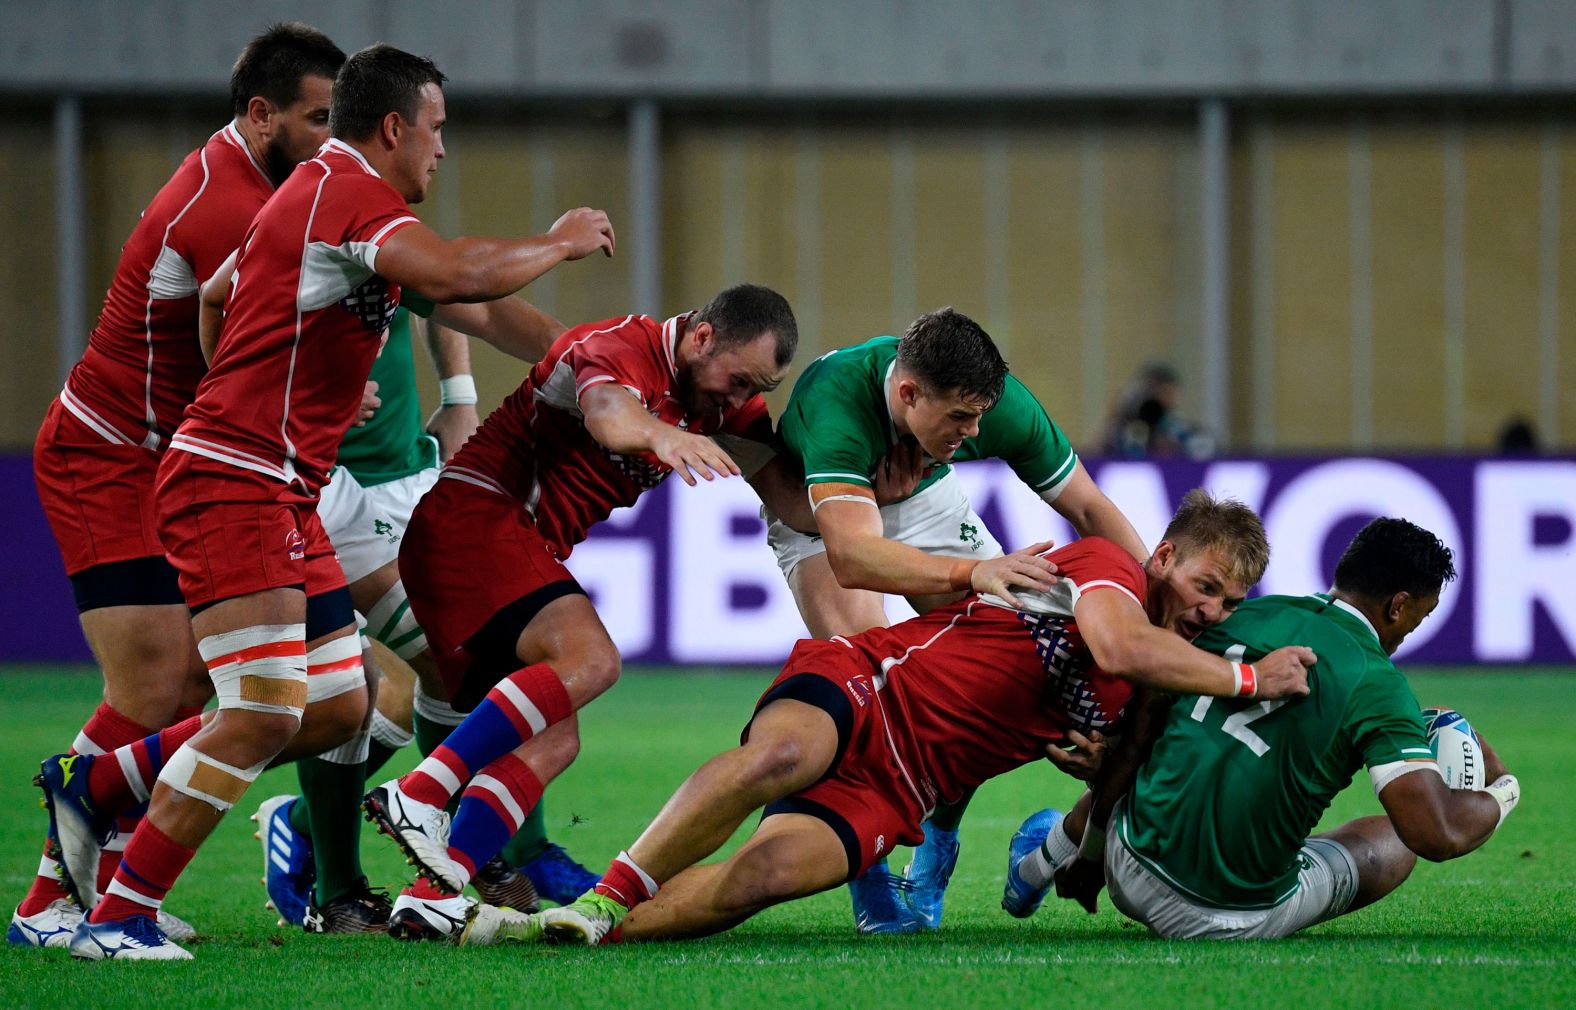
1422,707 -> 1483,790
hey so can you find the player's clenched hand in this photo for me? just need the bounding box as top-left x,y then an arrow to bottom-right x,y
1045,729 -> 1107,782
1477,731 -> 1508,781
1053,855 -> 1105,915
653,428 -> 741,486
549,207 -> 616,260
971,540 -> 1060,607
1252,645 -> 1315,699
356,381 -> 381,426
425,403 -> 480,462
872,438 -> 924,505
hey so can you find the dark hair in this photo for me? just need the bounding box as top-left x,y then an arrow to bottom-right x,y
330,44 -> 448,141
1333,518 -> 1457,602
695,284 -> 798,367
896,308 -> 1007,407
230,23 -> 345,117
1161,488 -> 1270,587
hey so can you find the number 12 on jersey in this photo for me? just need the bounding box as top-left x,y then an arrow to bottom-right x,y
1189,644 -> 1287,756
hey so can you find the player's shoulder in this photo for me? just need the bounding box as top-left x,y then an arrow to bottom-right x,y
793,335 -> 897,392
1048,537 -> 1145,589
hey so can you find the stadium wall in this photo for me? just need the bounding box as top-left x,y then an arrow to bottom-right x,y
0,102 -> 1573,453
6,452 -> 1573,667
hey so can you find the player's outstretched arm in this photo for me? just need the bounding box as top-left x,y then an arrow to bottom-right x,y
1377,739 -> 1518,862
420,319 -> 480,461
1045,463 -> 1149,564
814,486 -> 1057,601
748,453 -> 817,534
196,248 -> 239,366
376,207 -> 614,304
430,296 -> 566,362
1075,589 -> 1314,699
580,383 -> 741,486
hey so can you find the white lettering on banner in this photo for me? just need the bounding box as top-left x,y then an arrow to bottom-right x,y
564,540 -> 655,657
1474,462 -> 1576,660
670,478 -> 806,662
1198,461 -> 1273,519
1263,459 -> 1464,659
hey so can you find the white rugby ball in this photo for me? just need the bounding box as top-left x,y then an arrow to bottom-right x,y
1422,707 -> 1484,790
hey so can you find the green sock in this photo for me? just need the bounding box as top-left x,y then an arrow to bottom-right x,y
413,709 -> 454,758
927,787 -> 975,833
296,756 -> 367,905
363,737 -> 401,781
500,801 -> 550,866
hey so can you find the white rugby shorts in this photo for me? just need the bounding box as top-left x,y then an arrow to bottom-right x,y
318,464 -> 440,584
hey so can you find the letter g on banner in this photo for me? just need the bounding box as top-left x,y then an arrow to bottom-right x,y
1262,459 -> 1464,660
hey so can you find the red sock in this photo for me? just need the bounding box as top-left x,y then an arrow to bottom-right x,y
86,715 -> 204,811
17,703 -> 151,917
89,819 -> 196,923
97,813 -> 142,896
594,851 -> 657,911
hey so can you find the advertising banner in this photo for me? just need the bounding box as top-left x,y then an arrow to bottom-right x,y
6,454 -> 1574,666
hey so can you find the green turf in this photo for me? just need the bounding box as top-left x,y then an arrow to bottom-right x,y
1,666 -> 1572,1008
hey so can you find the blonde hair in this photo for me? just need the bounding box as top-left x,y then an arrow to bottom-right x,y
1160,488 -> 1270,587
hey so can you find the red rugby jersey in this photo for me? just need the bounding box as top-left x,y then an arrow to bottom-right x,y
844,537 -> 1146,815
444,312 -> 775,558
60,122 -> 274,449
171,139 -> 419,491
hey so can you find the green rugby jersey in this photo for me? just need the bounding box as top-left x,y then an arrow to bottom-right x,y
336,303 -> 439,487
778,335 -> 1078,503
1119,594 -> 1433,910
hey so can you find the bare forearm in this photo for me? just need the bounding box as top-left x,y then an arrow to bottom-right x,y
1100,627 -> 1239,697
1057,494 -> 1147,563
428,235 -> 570,303
825,534 -> 966,596
198,299 -> 223,366
431,297 -> 565,362
583,398 -> 668,456
424,319 -> 472,380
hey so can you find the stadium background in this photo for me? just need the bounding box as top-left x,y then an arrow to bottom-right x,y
0,4 -> 1572,1005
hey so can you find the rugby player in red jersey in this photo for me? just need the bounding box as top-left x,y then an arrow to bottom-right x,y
15,23 -> 346,951
453,491 -> 1316,946
361,284 -> 809,939
61,44 -> 615,961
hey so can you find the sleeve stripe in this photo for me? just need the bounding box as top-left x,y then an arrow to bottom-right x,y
806,471 -> 873,485
370,215 -> 420,246
1032,453 -> 1080,493
1073,579 -> 1142,606
1399,747 -> 1434,755
575,374 -> 618,395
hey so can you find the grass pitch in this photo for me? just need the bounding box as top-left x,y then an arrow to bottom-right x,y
1,666 -> 1572,1009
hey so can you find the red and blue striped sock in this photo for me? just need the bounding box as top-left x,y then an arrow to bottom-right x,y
86,714 -> 204,812
400,664 -> 570,808
88,819 -> 196,924
445,754 -> 544,888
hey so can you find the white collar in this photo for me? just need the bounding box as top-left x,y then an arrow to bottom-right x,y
221,121 -> 273,188
1323,593 -> 1381,645
321,138 -> 380,177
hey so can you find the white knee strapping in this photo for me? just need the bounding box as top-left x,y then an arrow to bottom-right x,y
160,742 -> 266,812
199,623 -> 307,719
305,633 -> 366,705
370,708 -> 414,749
413,680 -> 463,726
365,580 -> 428,660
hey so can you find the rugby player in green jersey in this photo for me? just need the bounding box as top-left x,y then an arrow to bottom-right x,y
1004,518 -> 1521,938
768,307 -> 1147,932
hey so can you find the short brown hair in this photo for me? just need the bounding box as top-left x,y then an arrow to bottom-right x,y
330,44 -> 447,141
896,308 -> 1007,407
230,22 -> 344,116
1161,488 -> 1270,587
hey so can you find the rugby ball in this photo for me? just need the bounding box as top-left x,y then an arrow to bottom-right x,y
1422,708 -> 1483,790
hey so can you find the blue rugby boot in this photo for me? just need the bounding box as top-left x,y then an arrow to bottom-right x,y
848,860 -> 923,935
519,843 -> 600,906
35,753 -> 114,908
902,823 -> 959,929
251,794 -> 315,928
68,914 -> 192,961
1002,808 -> 1063,919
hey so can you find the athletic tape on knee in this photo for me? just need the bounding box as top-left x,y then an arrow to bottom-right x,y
365,580 -> 428,660
199,624 -> 307,718
370,708 -> 414,749
306,634 -> 366,705
319,727 -> 371,765
413,680 -> 464,726
160,743 -> 265,812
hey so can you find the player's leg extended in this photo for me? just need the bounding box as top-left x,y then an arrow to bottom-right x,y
621,813 -> 851,941
1003,791 -> 1091,916
787,553 -> 890,640
78,588 -> 313,956
368,593 -> 615,890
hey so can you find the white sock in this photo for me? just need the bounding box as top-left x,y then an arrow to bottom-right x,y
1019,816 -> 1078,889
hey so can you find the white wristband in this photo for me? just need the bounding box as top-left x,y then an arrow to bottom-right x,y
439,374 -> 478,406
1077,822 -> 1106,861
1485,774 -> 1520,828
